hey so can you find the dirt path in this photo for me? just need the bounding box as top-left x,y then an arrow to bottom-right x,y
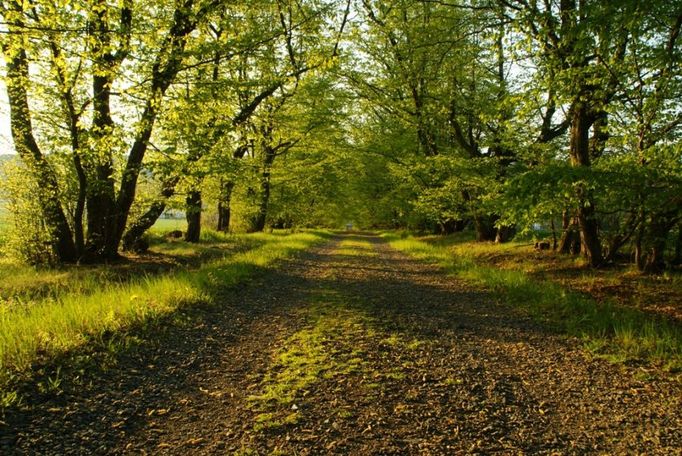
2,233 -> 680,454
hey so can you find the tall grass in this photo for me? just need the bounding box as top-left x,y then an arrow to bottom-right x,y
0,205 -> 8,253
0,231 -> 328,392
385,234 -> 681,371
0,229 -> 269,304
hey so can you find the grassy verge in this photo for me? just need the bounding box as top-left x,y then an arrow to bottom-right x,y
0,229 -> 264,304
0,230 -> 329,403
420,233 -> 682,321
384,233 -> 681,372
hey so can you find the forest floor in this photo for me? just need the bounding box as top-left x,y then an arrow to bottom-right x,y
418,234 -> 682,323
1,233 -> 681,454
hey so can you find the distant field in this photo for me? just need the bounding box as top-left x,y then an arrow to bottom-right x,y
0,212 -> 186,248
152,217 -> 187,232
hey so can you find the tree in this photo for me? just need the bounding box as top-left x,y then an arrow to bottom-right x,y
1,0 -> 218,261
503,0 -> 681,270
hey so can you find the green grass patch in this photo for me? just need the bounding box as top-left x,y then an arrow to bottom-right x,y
0,230 -> 266,305
0,231 -> 329,400
385,233 -> 682,372
150,217 -> 187,233
335,238 -> 377,257
247,288 -> 372,430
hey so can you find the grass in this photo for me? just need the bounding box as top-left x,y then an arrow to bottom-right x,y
247,288 -> 371,430
385,233 -> 682,372
150,217 -> 187,233
0,230 -> 329,401
0,204 -> 8,252
335,238 -> 377,257
0,230 -> 264,305
421,232 -> 682,320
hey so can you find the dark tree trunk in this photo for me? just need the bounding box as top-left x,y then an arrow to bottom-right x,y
495,225 -> 516,243
84,1 -> 121,260
217,180 -> 235,232
673,224 -> 682,266
569,103 -> 603,267
185,191 -> 202,243
640,214 -> 678,273
643,240 -> 667,274
634,228 -> 645,270
250,148 -> 275,233
474,214 -> 498,242
605,212 -> 639,263
217,201 -> 231,233
411,81 -> 438,157
122,178 -> 178,250
558,214 -> 581,255
51,44 -> 87,254
551,219 -> 558,250
439,219 -> 466,234
109,1 -> 198,258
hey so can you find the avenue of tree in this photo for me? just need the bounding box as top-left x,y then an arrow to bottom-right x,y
0,0 -> 680,272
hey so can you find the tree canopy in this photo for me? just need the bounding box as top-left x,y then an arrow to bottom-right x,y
0,0 -> 680,272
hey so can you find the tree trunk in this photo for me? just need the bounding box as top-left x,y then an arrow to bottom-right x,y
643,240 -> 666,274
673,223 -> 682,266
83,1 -> 122,260
558,229 -> 581,255
217,180 -> 235,232
185,191 -> 202,243
558,214 -> 581,255
474,214 -> 498,242
122,178 -> 178,250
634,228 -> 645,270
640,215 -> 677,273
109,2 -> 200,258
569,103 -> 603,267
217,201 -> 231,233
605,212 -> 639,263
495,225 -> 515,243
249,149 -> 275,233
439,219 -> 466,234
551,219 -> 558,250
4,41 -> 78,262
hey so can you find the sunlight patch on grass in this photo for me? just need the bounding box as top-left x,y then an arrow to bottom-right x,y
150,217 -> 187,233
0,230 -> 265,306
334,238 -> 377,257
385,234 -> 681,372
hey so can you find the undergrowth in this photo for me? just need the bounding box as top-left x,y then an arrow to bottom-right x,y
384,233 -> 681,372
0,231 -> 329,403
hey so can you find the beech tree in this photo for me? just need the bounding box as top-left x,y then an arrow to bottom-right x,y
1,0 -> 219,261
501,0 -> 681,270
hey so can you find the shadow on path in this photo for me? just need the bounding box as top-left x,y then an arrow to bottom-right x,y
2,233 -> 680,455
